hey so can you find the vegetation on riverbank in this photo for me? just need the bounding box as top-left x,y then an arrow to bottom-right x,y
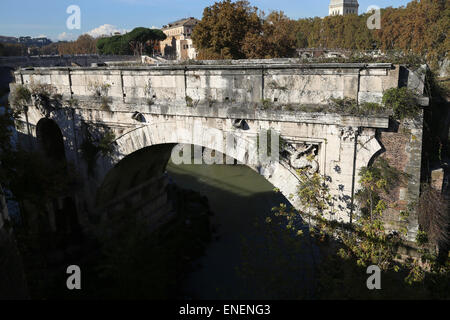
268,157 -> 450,299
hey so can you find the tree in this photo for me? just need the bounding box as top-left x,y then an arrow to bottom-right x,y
97,28 -> 166,56
126,28 -> 166,56
74,34 -> 98,53
191,0 -> 448,66
37,43 -> 59,55
97,35 -> 130,55
296,31 -> 307,49
57,34 -> 98,55
242,11 -> 297,59
192,0 -> 261,59
0,43 -> 27,56
374,0 -> 449,69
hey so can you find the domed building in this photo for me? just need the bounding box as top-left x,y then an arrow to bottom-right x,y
329,0 -> 359,16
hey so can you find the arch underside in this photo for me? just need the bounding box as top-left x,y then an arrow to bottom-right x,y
112,121 -> 303,210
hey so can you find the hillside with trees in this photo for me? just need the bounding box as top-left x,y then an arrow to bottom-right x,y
0,27 -> 166,57
192,0 -> 449,70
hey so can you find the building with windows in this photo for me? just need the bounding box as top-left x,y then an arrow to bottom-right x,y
160,17 -> 199,60
329,0 -> 359,16
0,36 -> 52,47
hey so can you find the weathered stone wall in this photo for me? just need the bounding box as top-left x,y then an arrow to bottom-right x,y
13,62 -> 396,108
97,144 -> 175,232
438,58 -> 449,78
378,119 -> 423,239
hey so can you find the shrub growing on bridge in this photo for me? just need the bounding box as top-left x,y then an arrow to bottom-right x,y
382,87 -> 421,120
10,85 -> 31,116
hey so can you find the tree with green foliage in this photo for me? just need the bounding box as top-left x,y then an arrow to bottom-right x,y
96,27 -> 166,56
97,35 -> 130,55
126,27 -> 166,56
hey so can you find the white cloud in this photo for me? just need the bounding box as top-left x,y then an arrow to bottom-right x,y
87,24 -> 130,38
57,32 -> 77,41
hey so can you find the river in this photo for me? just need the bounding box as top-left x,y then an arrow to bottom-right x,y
167,162 -> 319,300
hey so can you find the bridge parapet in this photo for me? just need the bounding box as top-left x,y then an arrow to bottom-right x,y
13,62 -> 398,118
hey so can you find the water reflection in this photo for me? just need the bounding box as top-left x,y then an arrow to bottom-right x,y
167,162 -> 319,300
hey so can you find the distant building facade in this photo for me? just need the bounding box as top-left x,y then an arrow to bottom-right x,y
160,17 -> 199,60
0,35 -> 52,47
329,0 -> 359,16
18,36 -> 52,47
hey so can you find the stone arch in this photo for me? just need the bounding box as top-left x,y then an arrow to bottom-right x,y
96,144 -> 176,208
109,120 -> 303,210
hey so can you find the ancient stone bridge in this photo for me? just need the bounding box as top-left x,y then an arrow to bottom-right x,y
10,60 -> 427,241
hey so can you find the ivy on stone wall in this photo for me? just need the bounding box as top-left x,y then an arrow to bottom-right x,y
329,97 -> 388,116
269,155 -> 449,295
87,81 -> 112,111
80,126 -> 116,176
9,85 -> 31,117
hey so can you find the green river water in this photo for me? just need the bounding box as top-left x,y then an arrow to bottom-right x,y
166,162 -> 318,300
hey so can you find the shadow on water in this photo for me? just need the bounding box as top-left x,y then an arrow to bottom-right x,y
166,162 -> 320,300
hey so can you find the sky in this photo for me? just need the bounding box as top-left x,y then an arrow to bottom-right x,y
0,0 -> 412,42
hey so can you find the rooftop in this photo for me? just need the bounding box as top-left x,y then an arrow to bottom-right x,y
162,17 -> 199,30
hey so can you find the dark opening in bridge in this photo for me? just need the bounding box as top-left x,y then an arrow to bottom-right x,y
36,118 -> 66,162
